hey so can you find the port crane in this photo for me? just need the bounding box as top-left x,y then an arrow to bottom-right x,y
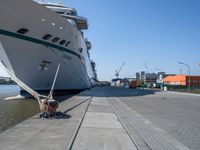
115,61 -> 126,79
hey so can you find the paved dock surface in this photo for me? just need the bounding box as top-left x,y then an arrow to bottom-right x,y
72,90 -> 137,150
0,90 -> 93,150
0,87 -> 200,150
104,88 -> 199,150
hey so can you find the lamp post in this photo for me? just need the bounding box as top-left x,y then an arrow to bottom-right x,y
155,68 -> 164,88
178,62 -> 191,92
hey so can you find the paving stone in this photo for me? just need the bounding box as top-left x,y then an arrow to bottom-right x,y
72,128 -> 137,150
88,104 -> 113,113
90,97 -> 109,105
109,97 -> 190,150
82,112 -> 123,129
119,90 -> 200,150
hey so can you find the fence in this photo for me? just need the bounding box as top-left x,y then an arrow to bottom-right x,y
164,85 -> 200,94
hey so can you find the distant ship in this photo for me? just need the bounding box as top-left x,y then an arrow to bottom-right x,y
0,0 -> 97,93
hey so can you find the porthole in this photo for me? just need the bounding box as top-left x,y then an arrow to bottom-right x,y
59,40 -> 66,45
52,37 -> 60,43
65,41 -> 71,47
17,28 -> 29,34
43,34 -> 52,40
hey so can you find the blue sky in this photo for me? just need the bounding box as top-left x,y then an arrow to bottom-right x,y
1,0 -> 200,81
65,0 -> 200,81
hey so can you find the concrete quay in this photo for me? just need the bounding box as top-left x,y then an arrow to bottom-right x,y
1,87 -> 200,150
0,90 -> 93,150
72,89 -> 137,150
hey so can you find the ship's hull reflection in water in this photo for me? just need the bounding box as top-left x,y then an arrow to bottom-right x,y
0,85 -> 39,133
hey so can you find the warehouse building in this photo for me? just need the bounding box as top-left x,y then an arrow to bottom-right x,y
163,75 -> 200,87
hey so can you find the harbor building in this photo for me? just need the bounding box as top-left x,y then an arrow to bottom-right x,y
144,73 -> 158,83
136,72 -> 140,80
141,71 -> 145,81
137,71 -> 163,84
163,75 -> 200,87
156,73 -> 175,84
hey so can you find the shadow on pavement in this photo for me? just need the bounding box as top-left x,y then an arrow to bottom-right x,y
79,87 -> 160,97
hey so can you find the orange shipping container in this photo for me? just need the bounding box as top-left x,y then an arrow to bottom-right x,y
129,80 -> 137,88
163,75 -> 200,87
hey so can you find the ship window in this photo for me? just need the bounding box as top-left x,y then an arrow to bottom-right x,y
65,41 -> 71,47
43,34 -> 52,40
59,40 -> 66,45
52,37 -> 60,43
17,28 -> 29,34
56,11 -> 64,14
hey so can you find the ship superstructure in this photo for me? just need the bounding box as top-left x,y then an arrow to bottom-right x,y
0,0 -> 96,92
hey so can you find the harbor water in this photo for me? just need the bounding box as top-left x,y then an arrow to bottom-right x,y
0,85 -> 39,133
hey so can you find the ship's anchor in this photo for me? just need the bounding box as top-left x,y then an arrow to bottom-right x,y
0,61 -> 66,119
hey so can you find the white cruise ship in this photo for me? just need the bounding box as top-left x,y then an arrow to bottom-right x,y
0,0 -> 96,93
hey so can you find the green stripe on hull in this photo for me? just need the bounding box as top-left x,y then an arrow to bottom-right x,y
0,29 -> 81,58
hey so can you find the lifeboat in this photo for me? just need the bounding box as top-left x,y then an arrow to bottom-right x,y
85,40 -> 92,50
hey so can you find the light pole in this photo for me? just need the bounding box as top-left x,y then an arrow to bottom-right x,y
155,68 -> 164,88
178,62 -> 191,92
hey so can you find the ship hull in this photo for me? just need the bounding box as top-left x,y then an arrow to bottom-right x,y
0,0 -> 94,91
